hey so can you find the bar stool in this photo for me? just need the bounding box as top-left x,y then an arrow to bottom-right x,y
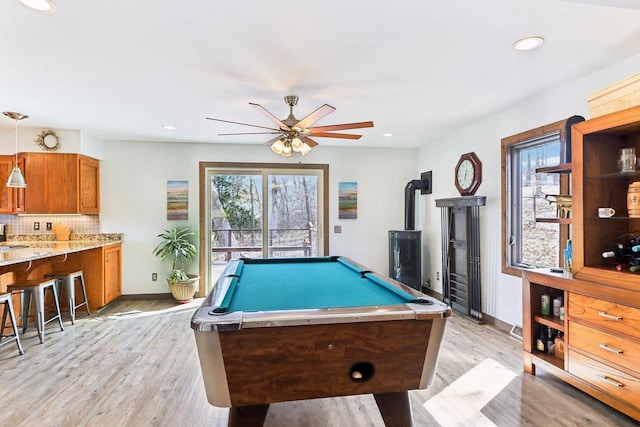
7,278 -> 64,344
46,270 -> 91,324
0,293 -> 24,355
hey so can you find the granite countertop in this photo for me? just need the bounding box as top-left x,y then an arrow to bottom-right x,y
0,234 -> 124,266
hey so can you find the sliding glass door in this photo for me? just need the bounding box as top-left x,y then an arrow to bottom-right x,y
201,163 -> 328,293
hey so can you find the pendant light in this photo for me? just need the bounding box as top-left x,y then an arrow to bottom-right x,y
3,112 -> 28,188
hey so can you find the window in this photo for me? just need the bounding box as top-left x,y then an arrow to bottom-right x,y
501,118 -> 578,276
199,162 -> 329,293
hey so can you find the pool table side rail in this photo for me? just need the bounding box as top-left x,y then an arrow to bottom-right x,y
191,257 -> 450,332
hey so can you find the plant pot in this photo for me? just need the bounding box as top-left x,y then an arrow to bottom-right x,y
167,274 -> 199,303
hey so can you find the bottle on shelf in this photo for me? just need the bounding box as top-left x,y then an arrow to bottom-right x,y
536,325 -> 548,352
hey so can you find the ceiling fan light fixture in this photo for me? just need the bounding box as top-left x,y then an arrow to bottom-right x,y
19,0 -> 57,12
271,139 -> 285,154
291,137 -> 303,152
282,144 -> 292,157
512,36 -> 544,51
299,143 -> 312,156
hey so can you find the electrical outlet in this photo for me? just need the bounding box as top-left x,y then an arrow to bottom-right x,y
152,273 -> 158,281
334,225 -> 342,233
425,279 -> 432,288
34,222 -> 40,230
436,272 -> 440,280
46,222 -> 52,231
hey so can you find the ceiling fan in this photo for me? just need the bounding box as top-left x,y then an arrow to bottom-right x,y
206,95 -> 374,157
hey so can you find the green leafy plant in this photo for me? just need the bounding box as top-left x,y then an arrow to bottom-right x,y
153,227 -> 197,285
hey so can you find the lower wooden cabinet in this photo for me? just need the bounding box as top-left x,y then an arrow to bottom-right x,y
52,243 -> 122,311
103,244 -> 122,304
522,269 -> 640,421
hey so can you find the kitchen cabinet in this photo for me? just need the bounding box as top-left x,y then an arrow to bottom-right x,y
522,106 -> 640,421
54,243 -> 122,311
0,153 -> 100,214
0,155 -> 25,214
78,156 -> 100,213
103,244 -> 122,304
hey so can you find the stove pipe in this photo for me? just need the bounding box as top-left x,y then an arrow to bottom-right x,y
404,179 -> 423,230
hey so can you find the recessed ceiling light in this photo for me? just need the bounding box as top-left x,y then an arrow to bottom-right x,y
162,125 -> 176,130
19,0 -> 57,12
383,132 -> 394,137
512,36 -> 544,51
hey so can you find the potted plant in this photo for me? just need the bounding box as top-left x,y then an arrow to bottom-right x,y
153,227 -> 199,303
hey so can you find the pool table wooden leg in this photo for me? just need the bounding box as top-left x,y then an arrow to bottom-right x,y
373,391 -> 413,427
227,404 -> 270,427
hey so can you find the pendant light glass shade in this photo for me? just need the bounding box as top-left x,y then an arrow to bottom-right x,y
3,112 -> 28,188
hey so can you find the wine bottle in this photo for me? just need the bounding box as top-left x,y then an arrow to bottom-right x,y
536,325 -> 548,352
547,327 -> 556,354
602,243 -> 625,258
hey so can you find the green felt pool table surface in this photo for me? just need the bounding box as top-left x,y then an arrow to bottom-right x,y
219,256 -> 419,313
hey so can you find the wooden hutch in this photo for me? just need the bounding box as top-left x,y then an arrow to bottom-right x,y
522,105 -> 640,421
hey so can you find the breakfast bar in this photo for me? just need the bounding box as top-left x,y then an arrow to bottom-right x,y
0,235 -> 123,312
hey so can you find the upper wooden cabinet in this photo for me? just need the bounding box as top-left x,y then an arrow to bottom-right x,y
78,156 -> 100,214
571,105 -> 640,290
0,155 -> 25,214
0,153 -> 100,215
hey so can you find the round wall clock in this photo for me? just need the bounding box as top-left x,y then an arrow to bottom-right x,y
35,129 -> 61,151
454,152 -> 482,196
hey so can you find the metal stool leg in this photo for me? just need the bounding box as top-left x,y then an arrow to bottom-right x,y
33,285 -> 45,343
20,290 -> 31,333
1,297 -> 24,355
76,273 -> 91,316
50,283 -> 65,332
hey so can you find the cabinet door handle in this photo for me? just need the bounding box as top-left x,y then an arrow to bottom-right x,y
598,311 -> 622,320
598,375 -> 624,388
598,343 -> 623,354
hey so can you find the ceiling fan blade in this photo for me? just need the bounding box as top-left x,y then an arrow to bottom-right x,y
219,131 -> 283,136
294,104 -> 336,129
263,136 -> 283,146
309,121 -> 374,132
206,117 -> 280,132
300,136 -> 319,148
309,132 -> 362,140
249,103 -> 290,130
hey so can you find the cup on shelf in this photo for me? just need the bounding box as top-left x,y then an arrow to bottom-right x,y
597,207 -> 615,218
618,148 -> 637,172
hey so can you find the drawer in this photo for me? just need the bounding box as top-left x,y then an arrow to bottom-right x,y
568,293 -> 640,339
570,322 -> 640,375
568,350 -> 640,408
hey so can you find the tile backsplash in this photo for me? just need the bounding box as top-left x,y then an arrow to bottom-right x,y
0,215 -> 100,235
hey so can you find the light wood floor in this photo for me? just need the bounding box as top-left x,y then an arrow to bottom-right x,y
1,298 -> 637,427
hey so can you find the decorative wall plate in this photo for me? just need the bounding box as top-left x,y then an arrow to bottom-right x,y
36,129 -> 61,151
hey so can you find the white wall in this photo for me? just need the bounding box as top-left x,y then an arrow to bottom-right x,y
0,127 -> 82,154
417,52 -> 640,327
99,141 -> 418,295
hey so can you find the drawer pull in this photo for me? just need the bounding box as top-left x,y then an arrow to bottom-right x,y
598,375 -> 624,388
598,343 -> 623,354
598,311 -> 622,321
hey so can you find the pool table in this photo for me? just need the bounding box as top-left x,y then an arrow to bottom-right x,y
191,256 -> 450,427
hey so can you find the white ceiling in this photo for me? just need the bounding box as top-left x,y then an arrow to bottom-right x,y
1,0 -> 639,149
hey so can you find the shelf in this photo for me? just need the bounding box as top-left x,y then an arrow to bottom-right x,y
531,351 -> 564,370
536,163 -> 572,174
585,216 -> 636,220
534,314 -> 564,332
535,217 -> 572,224
585,170 -> 640,179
